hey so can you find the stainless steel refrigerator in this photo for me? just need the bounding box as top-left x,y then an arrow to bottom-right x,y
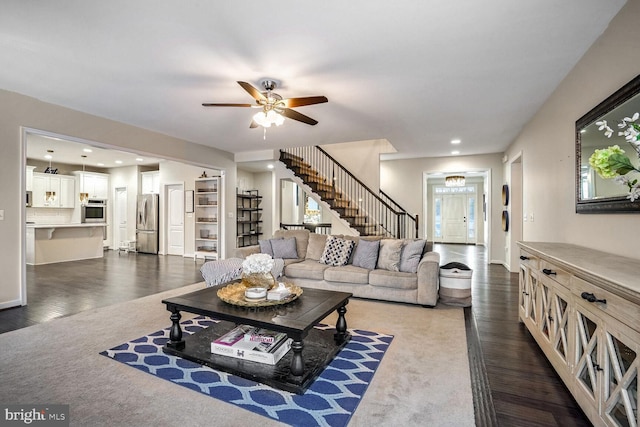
136,194 -> 159,254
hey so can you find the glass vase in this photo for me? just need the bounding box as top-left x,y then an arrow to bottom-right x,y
241,271 -> 276,290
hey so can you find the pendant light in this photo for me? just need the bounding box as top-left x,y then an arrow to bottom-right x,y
79,155 -> 89,205
44,150 -> 57,205
445,175 -> 466,187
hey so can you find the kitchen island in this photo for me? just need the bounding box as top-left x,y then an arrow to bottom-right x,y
26,223 -> 107,265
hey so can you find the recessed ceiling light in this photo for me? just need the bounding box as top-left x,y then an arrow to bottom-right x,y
136,158 -> 144,162
83,148 -> 93,153
451,150 -> 460,155
115,160 -> 123,164
267,164 -> 274,169
97,163 -> 105,166
451,139 -> 461,144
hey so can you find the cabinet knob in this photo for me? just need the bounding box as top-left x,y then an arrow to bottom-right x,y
519,255 -> 529,260
581,292 -> 607,304
542,268 -> 556,276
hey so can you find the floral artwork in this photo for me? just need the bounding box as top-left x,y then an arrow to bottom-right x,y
589,112 -> 640,201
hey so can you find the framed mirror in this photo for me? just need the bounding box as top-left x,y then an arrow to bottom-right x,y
576,74 -> 640,213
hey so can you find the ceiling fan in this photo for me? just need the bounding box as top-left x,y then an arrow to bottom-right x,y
202,80 -> 328,128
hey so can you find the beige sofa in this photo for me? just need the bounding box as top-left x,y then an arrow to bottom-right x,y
234,229 -> 440,307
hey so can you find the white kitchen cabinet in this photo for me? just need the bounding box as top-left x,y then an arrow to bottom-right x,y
31,172 -> 75,208
58,175 -> 76,208
74,171 -> 109,199
26,166 -> 36,191
141,171 -> 160,194
518,242 -> 639,427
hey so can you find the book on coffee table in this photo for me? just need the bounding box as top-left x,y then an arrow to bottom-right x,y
211,325 -> 291,365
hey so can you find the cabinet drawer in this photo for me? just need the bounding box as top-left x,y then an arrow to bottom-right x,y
572,276 -> 640,332
519,250 -> 538,270
538,260 -> 570,288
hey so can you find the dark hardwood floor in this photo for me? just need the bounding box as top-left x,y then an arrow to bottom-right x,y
435,243 -> 591,427
0,251 -> 203,334
1,245 -> 591,426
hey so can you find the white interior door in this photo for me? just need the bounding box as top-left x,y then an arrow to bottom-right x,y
166,184 -> 184,256
115,187 -> 128,249
442,194 -> 467,243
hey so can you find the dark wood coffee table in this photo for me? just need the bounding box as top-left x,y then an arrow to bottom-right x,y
161,283 -> 352,394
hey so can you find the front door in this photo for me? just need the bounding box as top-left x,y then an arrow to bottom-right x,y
166,184 -> 184,256
442,194 -> 467,243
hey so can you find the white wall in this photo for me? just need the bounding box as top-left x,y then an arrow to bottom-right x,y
320,139 -> 394,191
503,0 -> 640,260
0,89 -> 236,309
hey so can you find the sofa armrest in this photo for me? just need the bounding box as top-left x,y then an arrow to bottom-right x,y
233,245 -> 260,259
416,251 -> 440,306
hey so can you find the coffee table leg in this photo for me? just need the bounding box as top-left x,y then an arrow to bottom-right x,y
334,301 -> 348,343
290,339 -> 304,376
166,306 -> 185,350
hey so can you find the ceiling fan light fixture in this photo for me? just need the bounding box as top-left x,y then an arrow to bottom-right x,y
445,175 -> 466,187
253,110 -> 284,128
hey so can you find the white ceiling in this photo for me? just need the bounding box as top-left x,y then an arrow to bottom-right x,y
1,1 -> 627,161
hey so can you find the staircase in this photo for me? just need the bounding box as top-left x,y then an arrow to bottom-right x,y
279,146 -> 418,238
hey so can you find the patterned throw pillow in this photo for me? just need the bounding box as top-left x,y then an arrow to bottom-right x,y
319,236 -> 356,266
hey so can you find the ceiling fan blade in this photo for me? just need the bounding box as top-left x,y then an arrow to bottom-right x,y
283,96 -> 328,108
281,108 -> 319,126
249,120 -> 259,129
202,103 -> 253,107
237,81 -> 267,102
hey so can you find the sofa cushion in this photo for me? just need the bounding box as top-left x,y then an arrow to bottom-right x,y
273,229 -> 310,259
351,239 -> 380,270
306,233 -> 328,261
376,239 -> 403,271
324,265 -> 370,285
271,237 -> 298,259
369,269 -> 418,290
399,239 -> 426,273
319,236 -> 355,266
284,259 -> 329,280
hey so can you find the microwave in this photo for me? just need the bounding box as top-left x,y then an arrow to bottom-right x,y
81,199 -> 107,223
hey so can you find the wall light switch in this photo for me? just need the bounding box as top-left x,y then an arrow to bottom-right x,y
523,213 -> 527,222
0,210 -> 4,220
529,213 -> 534,222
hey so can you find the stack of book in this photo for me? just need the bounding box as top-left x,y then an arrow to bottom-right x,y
210,325 -> 292,365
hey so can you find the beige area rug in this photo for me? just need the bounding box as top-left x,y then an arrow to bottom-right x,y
0,283 -> 474,426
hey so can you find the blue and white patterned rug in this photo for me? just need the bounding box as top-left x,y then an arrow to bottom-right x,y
100,317 -> 393,427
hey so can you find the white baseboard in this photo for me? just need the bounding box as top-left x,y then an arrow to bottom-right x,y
0,298 -> 23,310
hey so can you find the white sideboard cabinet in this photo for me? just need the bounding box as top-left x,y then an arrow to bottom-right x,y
518,242 -> 639,427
